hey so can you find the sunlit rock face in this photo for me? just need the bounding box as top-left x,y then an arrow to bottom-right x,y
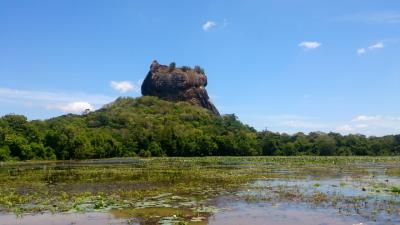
141,61 -> 220,115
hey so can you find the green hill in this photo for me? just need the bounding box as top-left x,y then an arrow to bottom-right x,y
0,96 -> 399,161
0,96 -> 259,160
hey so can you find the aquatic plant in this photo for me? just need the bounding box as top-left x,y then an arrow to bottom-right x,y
0,156 -> 399,224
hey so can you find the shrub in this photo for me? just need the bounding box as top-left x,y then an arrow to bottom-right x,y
181,66 -> 191,72
147,141 -> 163,156
0,146 -> 10,161
169,62 -> 176,72
138,149 -> 152,157
194,65 -> 205,75
391,186 -> 400,194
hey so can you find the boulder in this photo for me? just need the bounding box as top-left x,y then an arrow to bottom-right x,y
141,61 -> 220,115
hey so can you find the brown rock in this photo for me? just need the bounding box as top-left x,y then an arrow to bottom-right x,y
141,61 -> 220,115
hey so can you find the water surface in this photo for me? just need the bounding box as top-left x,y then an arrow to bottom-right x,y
0,157 -> 399,225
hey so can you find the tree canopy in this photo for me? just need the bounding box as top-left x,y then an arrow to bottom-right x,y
0,96 -> 399,161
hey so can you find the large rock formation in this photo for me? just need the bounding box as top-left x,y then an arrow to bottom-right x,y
141,61 -> 219,115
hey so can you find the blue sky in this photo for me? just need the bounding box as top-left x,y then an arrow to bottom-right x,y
1,0 -> 400,136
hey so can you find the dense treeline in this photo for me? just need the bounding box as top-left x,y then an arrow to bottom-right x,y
0,96 -> 399,161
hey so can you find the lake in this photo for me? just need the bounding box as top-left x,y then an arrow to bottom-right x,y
0,157 -> 399,225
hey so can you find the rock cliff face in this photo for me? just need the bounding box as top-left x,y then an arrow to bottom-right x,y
141,61 -> 220,115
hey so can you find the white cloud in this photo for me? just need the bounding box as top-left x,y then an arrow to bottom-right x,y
234,114 -> 327,134
357,48 -> 366,55
0,87 -> 114,114
202,21 -> 216,31
353,115 -> 379,122
51,101 -> 94,114
357,42 -> 385,55
218,108 -> 400,136
282,118 -> 325,129
336,11 -> 400,24
356,124 -> 368,128
337,115 -> 400,136
368,42 -> 384,49
110,81 -> 136,93
337,124 -> 354,132
0,88 -> 113,105
299,41 -> 321,50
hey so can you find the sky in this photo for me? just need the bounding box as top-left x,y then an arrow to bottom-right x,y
1,0 -> 400,136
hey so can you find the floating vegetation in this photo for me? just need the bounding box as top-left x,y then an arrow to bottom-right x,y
0,156 -> 399,224
391,186 -> 400,194
112,207 -> 209,224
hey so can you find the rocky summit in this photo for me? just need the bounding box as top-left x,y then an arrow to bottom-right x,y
141,61 -> 220,115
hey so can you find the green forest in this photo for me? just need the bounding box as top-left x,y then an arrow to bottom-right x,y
0,96 -> 399,161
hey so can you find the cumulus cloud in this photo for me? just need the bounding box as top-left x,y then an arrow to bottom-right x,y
51,101 -> 94,114
110,81 -> 136,93
299,41 -> 321,50
0,87 -> 114,114
369,42 -> 384,49
336,123 -> 369,133
337,115 -> 400,136
202,21 -> 217,31
235,114 -> 327,134
357,48 -> 366,55
220,109 -> 400,136
357,42 -> 385,55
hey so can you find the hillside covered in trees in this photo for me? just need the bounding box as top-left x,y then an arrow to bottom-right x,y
0,96 -> 399,161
